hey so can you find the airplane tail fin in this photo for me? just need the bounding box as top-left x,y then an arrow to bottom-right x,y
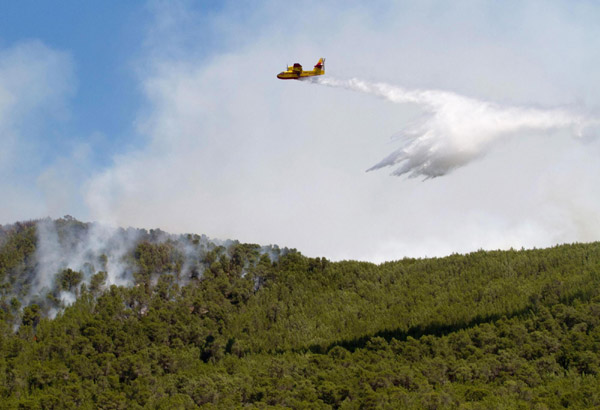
314,58 -> 325,72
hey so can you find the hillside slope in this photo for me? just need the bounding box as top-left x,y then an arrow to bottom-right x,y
1,218 -> 599,408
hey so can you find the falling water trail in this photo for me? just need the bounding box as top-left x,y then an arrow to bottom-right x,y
306,76 -> 598,179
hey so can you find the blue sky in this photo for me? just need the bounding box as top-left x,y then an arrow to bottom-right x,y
0,2 -> 142,153
2,1 -> 600,261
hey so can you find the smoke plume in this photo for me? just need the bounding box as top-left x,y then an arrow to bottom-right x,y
311,77 -> 598,179
31,219 -> 142,308
24,218 -> 288,314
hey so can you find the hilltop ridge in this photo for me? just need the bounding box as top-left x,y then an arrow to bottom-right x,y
1,218 -> 600,407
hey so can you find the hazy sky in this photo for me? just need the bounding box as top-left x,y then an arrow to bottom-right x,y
2,0 -> 600,262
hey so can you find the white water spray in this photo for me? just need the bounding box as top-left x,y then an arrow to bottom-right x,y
310,77 -> 598,178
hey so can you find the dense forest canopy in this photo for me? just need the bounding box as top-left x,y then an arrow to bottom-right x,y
1,217 -> 599,408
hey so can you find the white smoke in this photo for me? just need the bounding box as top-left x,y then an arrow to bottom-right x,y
311,77 -> 598,179
34,220 -> 64,296
29,218 -> 289,309
32,219 -> 141,306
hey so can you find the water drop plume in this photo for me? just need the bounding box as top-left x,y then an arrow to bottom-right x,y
310,77 -> 597,179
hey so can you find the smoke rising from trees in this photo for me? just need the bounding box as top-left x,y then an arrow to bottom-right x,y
22,218 -> 288,315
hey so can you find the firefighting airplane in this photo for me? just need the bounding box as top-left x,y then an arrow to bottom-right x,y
277,58 -> 325,80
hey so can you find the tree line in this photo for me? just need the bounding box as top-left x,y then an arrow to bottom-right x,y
0,218 -> 599,408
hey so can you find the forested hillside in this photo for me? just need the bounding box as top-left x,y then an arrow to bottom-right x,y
1,218 -> 600,408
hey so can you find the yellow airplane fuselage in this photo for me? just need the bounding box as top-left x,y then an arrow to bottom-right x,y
277,58 -> 325,80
